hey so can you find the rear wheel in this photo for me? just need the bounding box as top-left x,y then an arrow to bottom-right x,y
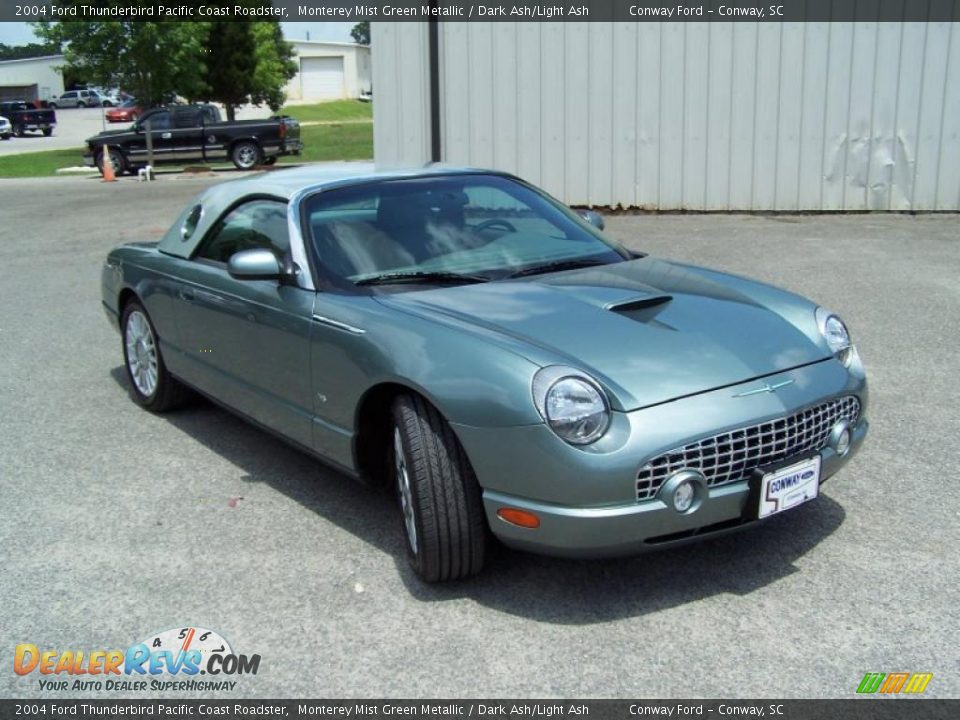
121,300 -> 190,412
77,101 -> 87,108
262,156 -> 277,166
13,124 -> 24,137
392,394 -> 488,582
48,102 -> 57,109
231,141 -> 262,170
41,128 -> 52,137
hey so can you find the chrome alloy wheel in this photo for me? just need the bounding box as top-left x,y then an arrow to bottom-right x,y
394,428 -> 418,553
236,145 -> 258,168
125,310 -> 158,397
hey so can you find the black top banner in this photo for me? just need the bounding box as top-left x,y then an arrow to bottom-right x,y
1,0 -> 958,23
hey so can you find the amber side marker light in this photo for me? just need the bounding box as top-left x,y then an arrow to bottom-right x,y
497,508 -> 541,529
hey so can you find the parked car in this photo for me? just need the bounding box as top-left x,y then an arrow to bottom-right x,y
0,101 -> 56,137
0,116 -> 11,140
50,89 -> 111,108
83,103 -> 302,173
101,166 -> 869,582
105,99 -> 144,123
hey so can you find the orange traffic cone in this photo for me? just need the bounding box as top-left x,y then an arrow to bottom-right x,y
102,145 -> 116,183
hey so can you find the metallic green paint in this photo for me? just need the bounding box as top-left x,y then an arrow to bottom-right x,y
103,166 -> 869,558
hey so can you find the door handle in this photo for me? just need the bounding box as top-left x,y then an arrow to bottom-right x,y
178,287 -> 194,301
161,132 -> 172,139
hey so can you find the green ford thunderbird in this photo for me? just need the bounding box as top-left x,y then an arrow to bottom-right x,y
102,165 -> 868,582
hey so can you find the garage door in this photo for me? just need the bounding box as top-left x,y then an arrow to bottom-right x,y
300,57 -> 345,100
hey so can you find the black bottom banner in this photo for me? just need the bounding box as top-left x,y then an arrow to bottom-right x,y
1,700 -> 956,720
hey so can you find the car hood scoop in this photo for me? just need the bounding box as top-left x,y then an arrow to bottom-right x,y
378,258 -> 829,411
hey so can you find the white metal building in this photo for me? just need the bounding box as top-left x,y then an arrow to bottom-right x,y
0,55 -> 65,102
286,41 -> 372,102
372,22 -> 960,211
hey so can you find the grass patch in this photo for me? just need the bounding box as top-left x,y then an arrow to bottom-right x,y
279,99 -> 372,123
0,146 -> 89,178
0,119 -> 372,178
280,122 -> 372,163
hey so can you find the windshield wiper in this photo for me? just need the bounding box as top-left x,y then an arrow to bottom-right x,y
504,258 -> 614,279
354,271 -> 491,286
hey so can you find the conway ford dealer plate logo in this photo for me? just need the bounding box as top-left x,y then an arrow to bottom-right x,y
14,626 -> 260,692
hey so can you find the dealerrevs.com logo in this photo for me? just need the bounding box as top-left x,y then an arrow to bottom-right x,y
14,626 -> 260,692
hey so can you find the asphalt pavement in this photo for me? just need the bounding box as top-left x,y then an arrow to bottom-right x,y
1,173 -> 957,699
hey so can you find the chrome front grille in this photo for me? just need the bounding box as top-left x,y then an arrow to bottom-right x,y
635,396 -> 861,501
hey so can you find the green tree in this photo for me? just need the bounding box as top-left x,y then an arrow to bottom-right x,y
350,22 -> 370,45
0,41 -> 61,61
202,22 -> 257,121
249,22 -> 297,113
32,14 -> 208,108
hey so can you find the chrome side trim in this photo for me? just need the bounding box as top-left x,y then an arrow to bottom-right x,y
311,314 -> 365,335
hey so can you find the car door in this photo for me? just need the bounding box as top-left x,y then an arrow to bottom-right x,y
59,91 -> 77,108
127,110 -> 176,165
169,106 -> 205,163
170,199 -> 315,448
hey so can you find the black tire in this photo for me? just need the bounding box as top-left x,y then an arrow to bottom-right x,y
97,147 -> 127,176
13,124 -> 24,138
42,128 -> 52,137
120,300 -> 190,412
77,101 -> 87,108
231,140 -> 262,170
48,102 -> 57,109
1,134 -> 10,141
262,156 -> 277,166
129,112 -> 138,122
392,394 -> 488,582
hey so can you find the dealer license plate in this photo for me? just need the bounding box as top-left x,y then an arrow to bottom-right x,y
758,456 -> 821,519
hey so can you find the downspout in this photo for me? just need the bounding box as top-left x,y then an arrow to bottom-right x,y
428,11 -> 441,163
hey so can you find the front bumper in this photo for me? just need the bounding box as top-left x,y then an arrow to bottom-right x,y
453,357 -> 868,558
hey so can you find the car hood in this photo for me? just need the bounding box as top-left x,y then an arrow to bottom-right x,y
377,258 -> 830,411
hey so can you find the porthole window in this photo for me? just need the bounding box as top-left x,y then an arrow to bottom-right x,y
181,205 -> 203,241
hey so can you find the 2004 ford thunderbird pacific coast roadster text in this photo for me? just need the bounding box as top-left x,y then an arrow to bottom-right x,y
101,165 -> 868,582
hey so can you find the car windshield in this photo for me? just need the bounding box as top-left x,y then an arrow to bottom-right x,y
120,99 -> 137,108
304,174 -> 627,287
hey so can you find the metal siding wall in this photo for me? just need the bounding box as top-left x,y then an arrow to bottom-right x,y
371,23 -> 431,168
373,21 -> 960,210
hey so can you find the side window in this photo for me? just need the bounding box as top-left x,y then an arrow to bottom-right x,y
195,200 -> 289,264
173,109 -> 198,128
144,112 -> 170,130
62,91 -> 76,100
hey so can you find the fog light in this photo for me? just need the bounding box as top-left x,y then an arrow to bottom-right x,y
673,480 -> 695,513
829,420 -> 852,457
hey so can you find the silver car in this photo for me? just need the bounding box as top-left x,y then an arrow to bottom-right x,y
0,116 -> 11,140
50,90 -> 110,109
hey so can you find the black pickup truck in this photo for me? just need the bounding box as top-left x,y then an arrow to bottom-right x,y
83,104 -> 302,174
0,101 -> 56,137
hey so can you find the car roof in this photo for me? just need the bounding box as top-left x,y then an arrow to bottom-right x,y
157,164 -> 508,259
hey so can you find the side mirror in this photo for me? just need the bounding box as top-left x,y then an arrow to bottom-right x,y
227,249 -> 284,281
576,209 -> 605,231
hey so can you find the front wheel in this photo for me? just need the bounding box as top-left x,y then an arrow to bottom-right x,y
41,128 -> 52,137
48,102 -> 57,109
97,147 -> 127,176
392,394 -> 488,582
262,156 -> 277,166
121,300 -> 190,412
231,141 -> 262,170
13,124 -> 24,137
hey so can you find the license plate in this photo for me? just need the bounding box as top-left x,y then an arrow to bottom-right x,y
758,456 -> 821,519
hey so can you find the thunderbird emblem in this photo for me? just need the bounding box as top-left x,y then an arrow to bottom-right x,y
733,379 -> 795,397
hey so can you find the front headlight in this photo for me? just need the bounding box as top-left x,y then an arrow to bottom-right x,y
816,307 -> 853,366
532,366 -> 611,445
